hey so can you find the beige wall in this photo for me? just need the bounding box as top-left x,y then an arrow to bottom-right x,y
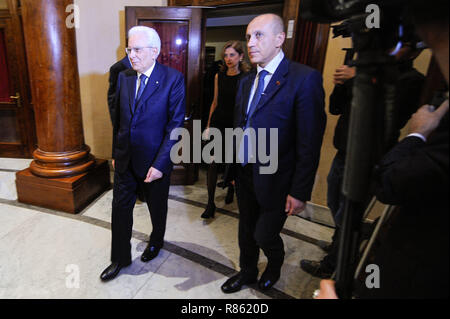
310,26 -> 432,206
75,0 -> 166,160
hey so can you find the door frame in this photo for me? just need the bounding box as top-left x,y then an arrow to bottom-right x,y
0,0 -> 36,158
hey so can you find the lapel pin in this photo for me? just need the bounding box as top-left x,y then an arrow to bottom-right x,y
156,81 -> 159,85
276,81 -> 281,86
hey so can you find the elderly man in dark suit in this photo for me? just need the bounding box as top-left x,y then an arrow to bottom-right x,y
221,14 -> 326,293
100,26 -> 185,281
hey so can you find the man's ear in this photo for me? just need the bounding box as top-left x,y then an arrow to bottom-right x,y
276,32 -> 286,48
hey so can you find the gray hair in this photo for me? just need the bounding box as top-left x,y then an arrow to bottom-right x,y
128,26 -> 161,57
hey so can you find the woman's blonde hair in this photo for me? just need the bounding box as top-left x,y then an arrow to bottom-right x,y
220,40 -> 251,73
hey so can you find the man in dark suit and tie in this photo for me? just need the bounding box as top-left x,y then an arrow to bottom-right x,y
221,14 -> 326,293
100,26 -> 186,282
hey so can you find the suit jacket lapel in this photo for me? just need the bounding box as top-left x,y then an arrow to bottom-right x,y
135,62 -> 162,113
254,58 -> 289,114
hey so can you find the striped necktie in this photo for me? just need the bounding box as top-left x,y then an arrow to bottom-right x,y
239,70 -> 269,166
135,73 -> 148,110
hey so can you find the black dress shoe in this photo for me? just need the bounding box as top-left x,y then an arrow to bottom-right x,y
258,271 -> 280,291
300,259 -> 334,279
217,180 -> 227,189
225,185 -> 234,204
141,245 -> 161,262
100,262 -> 130,282
201,203 -> 216,219
221,272 -> 257,294
316,240 -> 332,253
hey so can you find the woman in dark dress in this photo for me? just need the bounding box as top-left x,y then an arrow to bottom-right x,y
201,41 -> 250,219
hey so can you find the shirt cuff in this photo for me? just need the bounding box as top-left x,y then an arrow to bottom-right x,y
406,133 -> 427,143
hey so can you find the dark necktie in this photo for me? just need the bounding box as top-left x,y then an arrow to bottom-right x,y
245,69 -> 269,127
135,73 -> 148,110
239,70 -> 269,166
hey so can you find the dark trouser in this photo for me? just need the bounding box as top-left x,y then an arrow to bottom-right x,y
205,125 -> 229,206
327,153 -> 346,227
322,153 -> 372,271
111,164 -> 170,265
206,162 -> 220,205
206,161 -> 233,206
235,164 -> 288,277
321,153 -> 346,270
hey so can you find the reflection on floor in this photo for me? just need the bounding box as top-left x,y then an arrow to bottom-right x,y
0,158 -> 334,299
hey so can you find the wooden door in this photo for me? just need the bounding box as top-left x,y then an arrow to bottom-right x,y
0,1 -> 36,158
126,6 -> 203,185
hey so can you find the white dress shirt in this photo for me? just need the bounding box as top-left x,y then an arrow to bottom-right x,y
406,133 -> 427,142
135,62 -> 156,98
246,51 -> 285,114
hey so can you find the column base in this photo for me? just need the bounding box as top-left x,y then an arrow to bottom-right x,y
15,159 -> 111,214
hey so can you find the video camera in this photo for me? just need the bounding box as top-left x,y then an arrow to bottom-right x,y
304,0 -> 424,53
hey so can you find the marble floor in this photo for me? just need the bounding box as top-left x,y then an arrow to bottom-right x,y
0,158 -> 335,299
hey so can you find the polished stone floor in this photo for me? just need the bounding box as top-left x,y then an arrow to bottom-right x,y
0,158 -> 335,299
